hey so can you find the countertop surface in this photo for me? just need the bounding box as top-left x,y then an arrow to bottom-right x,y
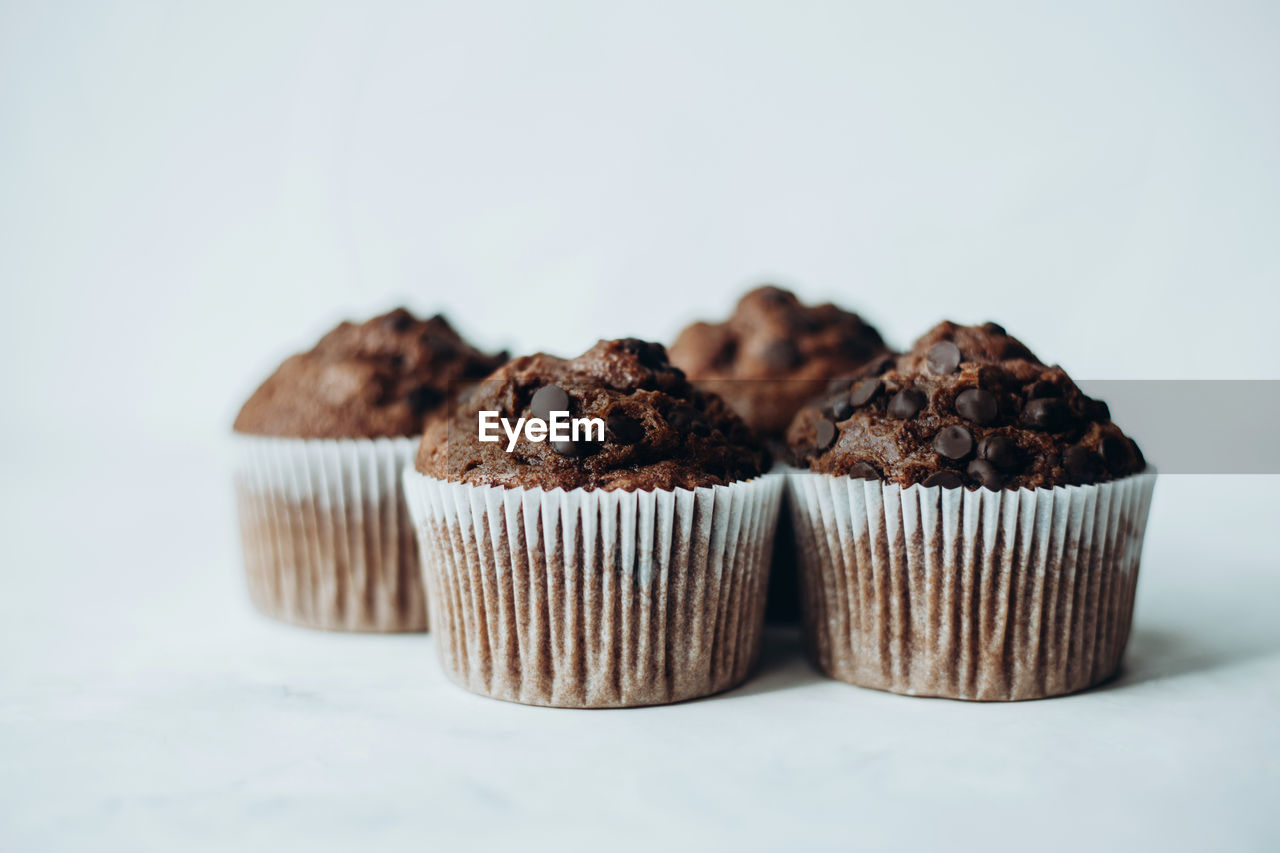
2,447 -> 1278,852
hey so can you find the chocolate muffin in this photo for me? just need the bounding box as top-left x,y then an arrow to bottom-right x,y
669,285 -> 889,439
403,338 -> 784,708
235,308 -> 506,438
416,338 -> 768,491
232,307 -> 506,634
787,321 -> 1145,489
670,286 -> 889,625
784,321 -> 1156,701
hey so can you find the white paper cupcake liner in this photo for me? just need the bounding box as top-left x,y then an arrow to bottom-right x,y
786,469 -> 1156,701
233,435 -> 426,632
403,470 -> 786,708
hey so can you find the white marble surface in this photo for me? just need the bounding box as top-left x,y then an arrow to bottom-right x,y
2,446 -> 1278,852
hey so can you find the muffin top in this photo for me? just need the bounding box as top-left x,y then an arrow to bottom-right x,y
416,338 -> 770,491
668,285 -> 889,437
786,321 -> 1145,490
234,308 -> 508,439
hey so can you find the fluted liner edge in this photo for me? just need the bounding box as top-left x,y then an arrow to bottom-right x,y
404,471 -> 785,708
233,435 -> 426,632
785,470 -> 1156,701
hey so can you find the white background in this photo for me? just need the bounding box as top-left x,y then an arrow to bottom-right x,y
1,2 -> 1278,851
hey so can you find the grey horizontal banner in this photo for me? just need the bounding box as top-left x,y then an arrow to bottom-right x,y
441,379 -> 1280,475
1073,380 -> 1280,475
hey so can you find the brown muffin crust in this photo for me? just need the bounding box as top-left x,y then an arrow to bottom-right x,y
416,338 -> 769,491
668,285 -> 889,438
787,321 -> 1146,490
234,308 -> 507,438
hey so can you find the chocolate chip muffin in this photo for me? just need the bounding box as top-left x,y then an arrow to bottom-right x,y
404,338 -> 784,708
787,321 -> 1145,489
417,338 -> 768,491
232,307 -> 506,634
784,321 -> 1156,701
235,308 -> 507,438
669,286 -> 889,439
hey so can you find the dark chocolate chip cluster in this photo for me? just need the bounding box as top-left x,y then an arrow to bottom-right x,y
786,321 -> 1145,490
416,338 -> 769,491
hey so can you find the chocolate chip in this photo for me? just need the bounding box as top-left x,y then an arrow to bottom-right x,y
922,471 -> 963,489
983,321 -> 1006,335
933,425 -> 974,460
1064,445 -> 1099,483
762,339 -> 801,369
826,376 -> 855,395
1076,396 -> 1111,422
1022,397 -> 1067,431
618,338 -> 668,369
967,459 -> 1004,490
530,385 -> 571,421
978,435 -> 1020,471
848,378 -> 881,407
954,388 -> 997,425
551,438 -> 582,458
1028,381 -> 1061,399
865,355 -> 896,376
406,385 -> 443,415
1099,434 -> 1131,474
926,341 -> 961,375
606,412 -> 644,445
888,388 -> 927,419
831,396 -> 853,421
814,418 -> 838,450
849,461 -> 880,480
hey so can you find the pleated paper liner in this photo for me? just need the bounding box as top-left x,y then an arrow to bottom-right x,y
786,470 -> 1156,701
403,471 -> 785,708
233,435 -> 427,632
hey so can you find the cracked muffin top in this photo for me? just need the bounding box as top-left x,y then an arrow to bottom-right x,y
234,308 -> 508,438
786,321 -> 1145,490
668,285 -> 888,438
415,338 -> 770,491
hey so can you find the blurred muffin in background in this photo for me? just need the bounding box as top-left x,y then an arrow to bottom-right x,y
668,285 -> 889,440
234,308 -> 505,438
232,308 -> 506,633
